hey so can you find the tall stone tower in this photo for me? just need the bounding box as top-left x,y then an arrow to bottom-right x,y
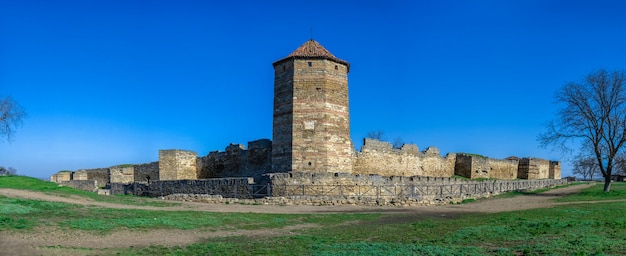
272,40 -> 353,173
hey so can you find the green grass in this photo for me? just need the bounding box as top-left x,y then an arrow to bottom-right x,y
557,182 -> 626,202
0,194 -> 379,234
0,175 -> 179,207
2,176 -> 626,255
121,202 -> 626,255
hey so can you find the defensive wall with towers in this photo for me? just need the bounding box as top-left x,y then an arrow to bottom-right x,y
51,40 -> 563,203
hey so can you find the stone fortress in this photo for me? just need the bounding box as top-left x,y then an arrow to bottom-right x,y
51,40 -> 563,204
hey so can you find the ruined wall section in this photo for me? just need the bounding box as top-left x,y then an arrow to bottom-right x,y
50,171 -> 72,183
454,154 -> 518,180
197,139 -> 272,182
549,161 -> 562,179
353,138 -> 455,177
518,158 -> 551,179
110,166 -> 134,184
134,161 -> 159,182
72,168 -> 109,187
159,150 -> 198,180
59,180 -> 98,192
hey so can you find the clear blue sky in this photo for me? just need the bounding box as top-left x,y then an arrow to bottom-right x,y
2,0 -> 625,179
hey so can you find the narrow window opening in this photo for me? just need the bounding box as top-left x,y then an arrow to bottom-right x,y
308,62 -> 312,67
335,65 -> 338,70
308,162 -> 312,166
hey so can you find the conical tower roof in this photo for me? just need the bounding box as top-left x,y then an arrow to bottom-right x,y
273,40 -> 350,68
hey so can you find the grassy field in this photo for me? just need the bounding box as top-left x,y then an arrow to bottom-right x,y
1,176 -> 626,255
557,182 -> 626,202
0,175 -> 179,207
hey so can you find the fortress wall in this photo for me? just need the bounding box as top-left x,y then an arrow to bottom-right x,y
159,150 -> 198,180
73,168 -> 109,186
268,172 -> 469,187
455,154 -> 518,180
110,166 -> 134,184
197,139 -> 272,181
267,171 -> 568,202
454,154 -> 476,178
488,158 -> 519,180
110,177 -> 254,198
549,161 -> 562,179
134,161 -> 159,182
353,139 -> 455,177
59,180 -> 98,192
518,158 -> 551,179
50,171 -> 72,183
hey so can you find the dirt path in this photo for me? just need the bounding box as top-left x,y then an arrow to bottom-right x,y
0,183 -> 619,255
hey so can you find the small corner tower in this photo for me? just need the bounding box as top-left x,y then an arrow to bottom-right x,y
272,40 -> 353,173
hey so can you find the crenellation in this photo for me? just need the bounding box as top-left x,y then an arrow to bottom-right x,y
197,139 -> 272,181
353,138 -> 456,177
50,39 -> 563,202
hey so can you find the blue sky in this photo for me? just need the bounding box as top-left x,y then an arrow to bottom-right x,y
2,0 -> 626,179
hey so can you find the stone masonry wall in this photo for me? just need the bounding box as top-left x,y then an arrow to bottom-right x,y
549,161 -> 562,179
110,166 -> 134,184
110,177 -> 254,198
272,57 -> 353,174
265,172 -> 567,205
269,172 -> 466,187
59,180 -> 98,192
454,154 -> 519,180
72,168 -> 109,187
197,139 -> 272,182
353,139 -> 456,177
134,161 -> 159,182
50,171 -> 72,183
163,177 -> 569,206
518,158 -> 550,179
159,150 -> 198,180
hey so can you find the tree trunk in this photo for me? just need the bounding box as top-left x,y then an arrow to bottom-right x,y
603,175 -> 612,192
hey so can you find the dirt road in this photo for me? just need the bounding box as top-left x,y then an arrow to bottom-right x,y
0,183 -> 613,255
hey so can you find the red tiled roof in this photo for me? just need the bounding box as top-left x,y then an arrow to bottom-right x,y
273,40 -> 350,68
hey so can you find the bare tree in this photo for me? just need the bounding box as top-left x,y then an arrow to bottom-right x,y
0,166 -> 17,176
0,96 -> 26,142
366,130 -> 385,140
614,153 -> 626,176
573,157 -> 600,181
539,69 -> 626,192
392,137 -> 405,149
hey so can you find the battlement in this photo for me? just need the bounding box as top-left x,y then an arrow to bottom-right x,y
353,138 -> 456,177
197,139 -> 272,181
50,40 -> 562,197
